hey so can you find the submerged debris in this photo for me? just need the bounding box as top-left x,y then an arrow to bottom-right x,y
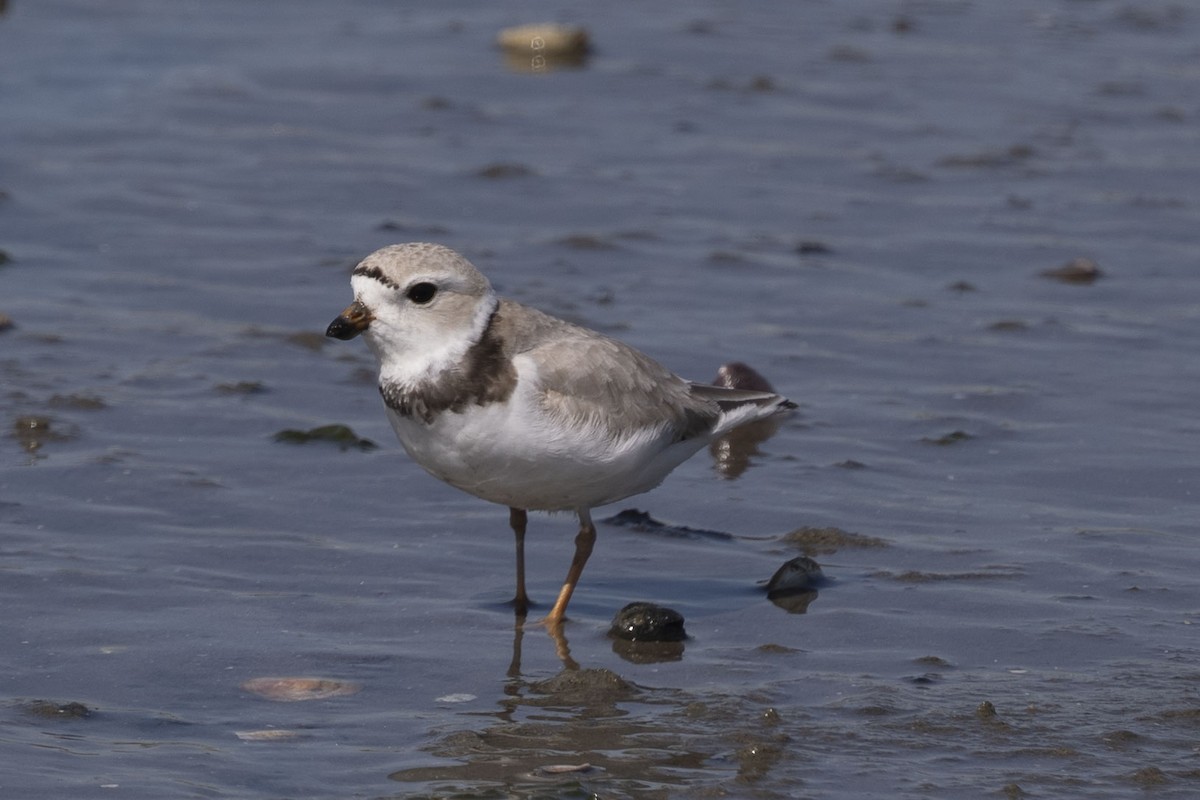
532,763 -> 598,777
272,424 -> 376,451
782,526 -> 888,556
1042,257 -> 1103,284
215,381 -> 266,395
240,677 -> 361,702
1127,766 -> 1169,787
234,729 -> 305,742
475,162 -> 536,179
11,415 -> 73,453
556,233 -> 618,251
923,430 -> 971,446
873,568 -> 1021,583
47,393 -> 106,410
795,240 -> 833,255
21,700 -> 93,719
938,144 -> 1035,169
527,668 -> 638,705
601,508 -> 733,540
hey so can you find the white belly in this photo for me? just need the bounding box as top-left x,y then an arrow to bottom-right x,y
384,386 -> 706,512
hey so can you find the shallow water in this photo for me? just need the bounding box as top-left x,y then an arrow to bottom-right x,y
2,1 -> 1199,797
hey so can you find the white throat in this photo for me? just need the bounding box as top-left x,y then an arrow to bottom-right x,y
371,293 -> 499,390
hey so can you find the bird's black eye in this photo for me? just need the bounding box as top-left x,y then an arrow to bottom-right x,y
406,282 -> 437,305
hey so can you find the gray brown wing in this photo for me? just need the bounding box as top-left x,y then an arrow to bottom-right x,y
687,382 -> 796,413
493,300 -> 718,442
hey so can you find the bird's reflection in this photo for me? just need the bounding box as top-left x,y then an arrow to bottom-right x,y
544,618 -> 580,670
392,619 -> 783,794
710,417 -> 786,478
708,361 -> 793,479
506,613 -> 581,673
508,612 -> 687,674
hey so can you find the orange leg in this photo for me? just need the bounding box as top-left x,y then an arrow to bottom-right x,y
543,509 -> 596,627
509,507 -> 531,616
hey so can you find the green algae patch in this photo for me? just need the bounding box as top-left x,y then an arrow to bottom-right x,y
273,424 -> 377,451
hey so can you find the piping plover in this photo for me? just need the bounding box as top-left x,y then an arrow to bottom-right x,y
326,243 -> 794,625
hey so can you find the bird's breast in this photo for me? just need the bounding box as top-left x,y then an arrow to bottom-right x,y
381,391 -> 701,512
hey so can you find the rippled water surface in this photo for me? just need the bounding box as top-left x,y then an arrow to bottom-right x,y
2,1 -> 1199,798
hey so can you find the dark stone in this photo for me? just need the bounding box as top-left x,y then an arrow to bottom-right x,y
609,602 -> 687,642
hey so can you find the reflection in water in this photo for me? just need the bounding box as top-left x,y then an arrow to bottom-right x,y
497,23 -> 591,73
708,362 -> 793,479
765,556 -> 824,614
518,612 -> 689,673
544,618 -> 579,671
600,508 -> 735,541
390,631 -> 788,797
516,610 -> 694,691
710,416 -> 786,479
610,637 -> 686,664
767,588 -> 819,615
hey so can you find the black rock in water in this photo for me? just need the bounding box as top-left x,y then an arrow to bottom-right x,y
609,602 -> 688,642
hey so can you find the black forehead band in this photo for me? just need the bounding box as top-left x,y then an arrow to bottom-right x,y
352,264 -> 401,290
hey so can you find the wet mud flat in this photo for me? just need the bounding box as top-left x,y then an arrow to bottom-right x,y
3,1 -> 1200,798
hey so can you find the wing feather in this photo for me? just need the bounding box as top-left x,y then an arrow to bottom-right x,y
493,301 -> 714,441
